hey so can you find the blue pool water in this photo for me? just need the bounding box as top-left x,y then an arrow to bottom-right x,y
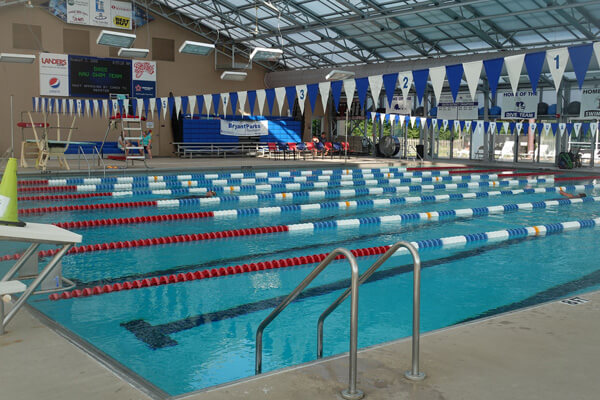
4,167 -> 600,395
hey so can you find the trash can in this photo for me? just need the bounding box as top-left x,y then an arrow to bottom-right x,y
416,144 -> 424,159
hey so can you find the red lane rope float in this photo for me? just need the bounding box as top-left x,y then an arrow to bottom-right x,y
554,175 -> 600,181
406,166 -> 469,171
18,179 -> 48,186
18,185 -> 78,193
19,193 -> 111,201
18,200 -> 157,215
49,244 -> 392,301
54,211 -> 214,229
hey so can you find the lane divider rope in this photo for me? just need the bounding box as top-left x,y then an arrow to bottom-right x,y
48,215 -> 600,301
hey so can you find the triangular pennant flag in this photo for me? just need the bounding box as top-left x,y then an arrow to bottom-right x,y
203,94 -> 212,116
188,95 -> 196,115
212,93 -> 220,115
530,122 -> 537,134
143,98 -> 149,118
102,100 -> 107,118
459,120 -> 465,131
412,69 -> 429,105
275,87 -> 286,114
148,98 -> 155,119
581,122 -> 590,137
566,123 -> 573,136
543,123 -> 551,136
551,123 -> 559,136
445,64 -> 464,102
508,122 -> 516,134
41,98 -> 47,113
432,118 -> 438,129
522,122 -> 529,135
484,121 -> 490,134
502,122 -> 509,135
93,99 -> 99,117
573,122 -> 581,137
429,66 -> 445,105
398,115 -> 404,128
410,116 -> 417,128
595,43 -> 600,74
331,80 -> 343,111
284,86 -> 296,115
462,60 -> 482,101
32,97 -> 37,112
442,119 -> 448,131
161,97 -> 169,119
421,117 -> 428,129
69,99 -> 74,115
465,120 -> 472,133
385,114 -> 391,123
156,99 -> 161,120
237,91 -> 247,114
58,99 -> 63,114
174,96 -> 182,114
265,88 -> 276,115
545,47 -> 569,92
453,120 -> 460,133
590,122 -> 598,137
318,82 -> 330,113
167,97 -> 174,116
256,89 -> 266,116
496,121 -> 503,134
180,96 -> 189,114
516,122 -> 523,135
524,51 -> 546,94
221,93 -> 229,117
559,123 -> 566,137
368,75 -> 383,107
229,92 -> 238,116
247,90 -> 256,115
397,72 -> 413,102
427,118 -> 432,129
307,83 -> 319,114
504,54 -> 525,95
568,44 -> 594,89
483,58 -> 504,97
476,120 -> 484,134
122,99 -> 129,116
196,95 -> 203,116
136,98 -> 143,118
343,79 -> 356,108
355,77 -> 369,111
380,113 -> 386,123
295,84 -> 307,115
370,112 -> 376,123
382,72 -> 398,108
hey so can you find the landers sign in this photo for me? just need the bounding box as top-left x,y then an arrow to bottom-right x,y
39,53 -> 69,96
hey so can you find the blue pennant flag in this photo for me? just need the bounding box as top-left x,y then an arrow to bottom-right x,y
524,51 -> 545,94
551,123 -> 558,136
382,73 -> 398,108
44,98 -> 49,113
229,92 -> 238,115
156,99 -> 161,120
366,112 -> 371,120
97,100 -> 102,117
582,122 -> 590,137
307,83 -> 319,114
385,114 -> 390,123
285,86 -> 296,115
438,119 -> 444,129
427,118 -> 432,129
167,97 -> 175,117
181,96 -> 189,114
566,123 -> 573,136
355,77 -> 369,111
496,122 -> 503,134
143,98 -> 149,118
459,120 -> 466,131
32,97 -> 36,112
508,122 -> 516,134
405,116 -> 410,125
446,64 -> 464,102
415,117 -> 420,128
412,69 -> 429,104
88,99 -> 93,117
568,44 -> 594,89
448,120 -> 455,131
117,99 -> 124,116
212,94 -> 220,115
49,98 -> 55,113
196,95 -> 204,116
484,121 -> 490,134
247,90 -> 257,115
131,98 -> 137,116
483,58 -> 504,97
57,99 -> 63,114
330,80 -> 343,111
265,89 -> 276,115
522,123 -> 529,135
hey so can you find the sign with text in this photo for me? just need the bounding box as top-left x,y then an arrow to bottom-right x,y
131,60 -> 156,98
386,95 -> 412,115
501,91 -> 538,119
69,55 -> 131,98
220,120 -> 268,136
580,88 -> 600,118
437,92 -> 478,120
65,0 -> 132,29
39,53 -> 69,96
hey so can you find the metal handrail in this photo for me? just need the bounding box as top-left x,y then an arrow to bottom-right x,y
255,248 -> 364,400
408,144 -> 424,166
92,145 -> 106,177
317,241 -> 425,381
77,145 -> 91,176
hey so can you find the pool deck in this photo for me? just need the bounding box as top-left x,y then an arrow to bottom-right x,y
1,290 -> 599,400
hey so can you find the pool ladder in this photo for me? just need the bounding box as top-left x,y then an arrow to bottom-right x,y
255,241 -> 425,400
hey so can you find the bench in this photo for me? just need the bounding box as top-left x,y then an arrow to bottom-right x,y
173,142 -> 267,158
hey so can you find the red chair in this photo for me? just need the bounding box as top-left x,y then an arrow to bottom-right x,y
324,142 -> 334,158
341,141 -> 350,156
305,142 -> 316,159
287,142 -> 298,159
267,142 -> 280,159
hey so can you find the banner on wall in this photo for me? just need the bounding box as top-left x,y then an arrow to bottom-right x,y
437,92 -> 478,120
66,0 -> 90,25
39,53 -> 70,96
386,95 -> 413,115
501,91 -> 539,119
131,60 -> 156,98
47,0 -> 153,28
220,120 -> 268,137
580,88 -> 600,118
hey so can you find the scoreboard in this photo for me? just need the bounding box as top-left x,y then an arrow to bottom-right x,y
69,55 -> 132,98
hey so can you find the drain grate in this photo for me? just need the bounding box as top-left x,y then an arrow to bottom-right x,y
560,296 -> 589,306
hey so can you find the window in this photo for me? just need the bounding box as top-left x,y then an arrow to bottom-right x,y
12,23 -> 42,50
63,29 -> 90,55
152,38 -> 174,61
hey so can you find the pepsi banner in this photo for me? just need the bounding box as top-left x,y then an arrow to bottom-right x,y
39,53 -> 69,96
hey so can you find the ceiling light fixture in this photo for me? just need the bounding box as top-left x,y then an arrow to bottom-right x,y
178,40 -> 215,56
220,71 -> 248,81
0,53 -> 36,63
325,70 -> 355,80
117,48 -> 149,58
97,30 -> 136,47
249,47 -> 283,62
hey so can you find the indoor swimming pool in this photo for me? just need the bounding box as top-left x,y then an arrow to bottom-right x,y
4,166 -> 600,396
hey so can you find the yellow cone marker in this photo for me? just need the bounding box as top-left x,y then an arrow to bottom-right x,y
0,158 -> 25,227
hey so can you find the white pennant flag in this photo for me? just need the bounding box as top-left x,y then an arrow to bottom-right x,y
442,119 -> 449,131
121,99 -> 128,116
174,96 -> 181,114
296,84 -> 307,115
410,116 -> 417,128
544,123 -> 551,136
343,79 -> 356,107
545,47 -> 569,92
398,115 -> 405,128
69,99 -> 74,115
203,94 -> 212,116
454,120 -> 461,133
397,71 -> 412,101
530,122 -> 537,134
94,100 -> 99,117
504,54 -> 525,95
380,113 -> 386,123
237,91 -> 247,114
463,60 -> 482,101
573,122 -> 581,136
188,96 -> 196,114
368,75 -> 383,105
256,89 -> 266,116
465,120 -> 472,133
421,117 -> 428,129
137,99 -> 143,118
34,97 -> 39,112
221,93 -> 229,117
370,112 -> 376,122
490,123 -> 496,135
559,123 -> 566,137
318,82 -> 330,113
102,100 -> 108,117
41,98 -> 46,113
429,66 -> 446,105
515,122 -> 523,135
275,87 -> 286,115
502,122 -> 509,135
161,97 -> 168,119
590,122 -> 598,137
432,118 -> 438,129
149,98 -> 155,119
476,121 -> 483,134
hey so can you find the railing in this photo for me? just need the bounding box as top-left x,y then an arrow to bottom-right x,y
317,241 -> 425,381
408,144 -> 424,166
77,145 -> 91,176
92,145 -> 106,177
255,248 -> 364,400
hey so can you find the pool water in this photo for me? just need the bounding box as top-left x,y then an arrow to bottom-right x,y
5,167 -> 600,395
